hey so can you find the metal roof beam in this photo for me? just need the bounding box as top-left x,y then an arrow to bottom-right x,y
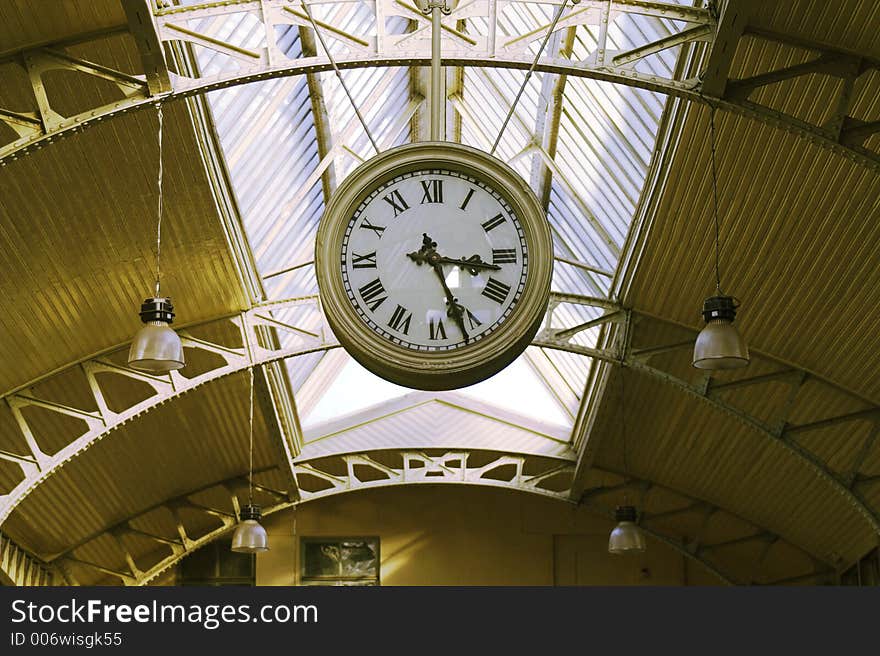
0,297 -> 338,530
254,362 -> 303,501
50,444 -> 576,585
2,1 -> 878,169
37,447 -> 829,587
121,0 -> 171,95
5,293 -> 878,555
298,24 -> 337,201
699,0 -> 759,97
536,305 -> 880,538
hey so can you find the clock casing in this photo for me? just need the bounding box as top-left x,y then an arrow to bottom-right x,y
315,142 -> 552,390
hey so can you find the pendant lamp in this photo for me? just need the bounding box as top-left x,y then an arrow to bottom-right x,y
128,103 -> 184,374
693,107 -> 748,370
232,367 -> 269,553
608,505 -> 647,554
608,368 -> 646,554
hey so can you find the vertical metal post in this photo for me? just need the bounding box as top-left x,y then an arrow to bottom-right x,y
427,1 -> 448,141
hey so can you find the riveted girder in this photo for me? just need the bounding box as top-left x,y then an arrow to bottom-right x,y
0,296 -> 338,528
532,293 -> 880,542
0,1 -> 877,168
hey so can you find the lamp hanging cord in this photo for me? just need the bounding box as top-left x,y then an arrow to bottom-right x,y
155,103 -> 164,298
301,1 -> 379,155
618,364 -> 630,503
248,365 -> 254,506
709,106 -> 722,294
620,366 -> 628,479
490,0 -> 570,156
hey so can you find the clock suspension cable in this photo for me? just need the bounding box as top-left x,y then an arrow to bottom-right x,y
490,0 -> 573,156
301,1 -> 379,155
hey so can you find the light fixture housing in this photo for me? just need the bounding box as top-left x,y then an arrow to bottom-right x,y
128,297 -> 185,373
231,504 -> 269,553
693,294 -> 749,370
608,505 -> 646,554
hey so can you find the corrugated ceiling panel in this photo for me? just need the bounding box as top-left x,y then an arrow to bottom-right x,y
594,367 -> 874,564
627,98 -> 880,402
0,0 -> 124,54
753,0 -> 880,56
4,372 -> 278,558
0,34 -> 245,396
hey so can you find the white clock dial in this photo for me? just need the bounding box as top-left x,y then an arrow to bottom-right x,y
340,169 -> 528,352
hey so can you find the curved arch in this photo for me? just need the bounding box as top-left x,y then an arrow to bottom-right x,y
53,456 -> 747,587
534,294 -> 880,536
0,295 -> 338,527
3,293 -> 878,551
46,449 -> 831,587
1,2 -> 877,168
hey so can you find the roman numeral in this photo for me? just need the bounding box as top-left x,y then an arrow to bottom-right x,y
465,309 -> 483,330
420,179 -> 443,204
383,189 -> 410,216
388,305 -> 412,335
492,249 -> 517,264
358,278 -> 387,312
481,278 -> 511,304
460,188 -> 475,211
481,213 -> 506,232
360,219 -> 385,238
429,317 -> 447,340
351,251 -> 377,269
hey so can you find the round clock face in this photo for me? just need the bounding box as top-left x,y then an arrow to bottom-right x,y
340,169 -> 527,352
316,142 -> 552,390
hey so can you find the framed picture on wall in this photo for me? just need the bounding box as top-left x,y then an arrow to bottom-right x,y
300,537 -> 380,586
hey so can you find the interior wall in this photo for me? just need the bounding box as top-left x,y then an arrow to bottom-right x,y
256,486 -> 695,586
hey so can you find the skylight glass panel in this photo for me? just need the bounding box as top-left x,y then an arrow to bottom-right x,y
185,0 -> 696,452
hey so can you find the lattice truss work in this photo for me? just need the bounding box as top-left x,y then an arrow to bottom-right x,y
0,296 -> 335,527
535,294 -> 880,538
0,0 -> 877,168
1,1 -> 878,587
28,453 -> 830,587
1,294 -> 876,586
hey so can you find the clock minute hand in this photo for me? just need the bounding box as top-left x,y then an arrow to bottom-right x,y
405,233 -> 470,343
431,262 -> 469,344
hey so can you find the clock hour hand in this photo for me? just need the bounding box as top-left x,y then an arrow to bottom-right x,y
406,236 -> 499,274
434,255 -> 501,276
406,233 -> 438,266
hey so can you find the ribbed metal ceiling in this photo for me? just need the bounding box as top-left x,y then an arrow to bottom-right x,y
0,0 -> 877,585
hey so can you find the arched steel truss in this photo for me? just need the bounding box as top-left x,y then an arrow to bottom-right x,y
27,452 -> 829,587
533,294 -> 880,536
0,0 -> 877,169
0,295 -> 338,527
1,293 -> 877,586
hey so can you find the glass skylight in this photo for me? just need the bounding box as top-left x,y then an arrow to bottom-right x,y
187,1 -> 690,448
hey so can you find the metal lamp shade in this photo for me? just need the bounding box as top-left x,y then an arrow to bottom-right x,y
693,320 -> 749,370
693,295 -> 749,370
231,519 -> 269,553
608,506 -> 646,554
608,521 -> 646,554
128,322 -> 185,373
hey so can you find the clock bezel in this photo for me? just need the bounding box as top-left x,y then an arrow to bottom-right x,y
315,141 -> 553,390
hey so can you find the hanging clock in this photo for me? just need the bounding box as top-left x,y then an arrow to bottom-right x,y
315,142 -> 553,390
